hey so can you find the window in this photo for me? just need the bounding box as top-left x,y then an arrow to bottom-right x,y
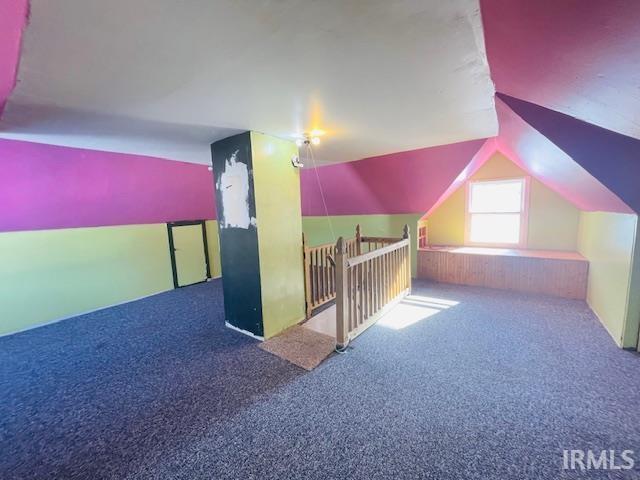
466,178 -> 528,247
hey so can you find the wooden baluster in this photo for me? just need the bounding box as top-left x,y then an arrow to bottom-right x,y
394,248 -> 399,297
315,249 -> 320,306
371,259 -> 376,314
302,234 -> 312,318
347,266 -> 352,332
317,248 -> 322,302
360,263 -> 365,321
335,238 -> 349,349
350,266 -> 356,330
326,247 -> 331,298
383,252 -> 388,305
330,248 -> 335,298
376,256 -> 381,312
390,249 -> 395,299
358,263 -> 364,326
322,247 -> 327,301
400,249 -> 405,293
370,257 -> 374,314
398,249 -> 402,295
378,255 -> 383,310
318,248 -> 323,302
403,225 -> 411,293
368,260 -> 373,319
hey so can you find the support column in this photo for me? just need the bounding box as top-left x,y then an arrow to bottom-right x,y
211,132 -> 306,339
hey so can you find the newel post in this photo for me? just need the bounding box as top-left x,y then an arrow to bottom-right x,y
403,224 -> 412,293
355,224 -> 362,255
335,237 -> 349,349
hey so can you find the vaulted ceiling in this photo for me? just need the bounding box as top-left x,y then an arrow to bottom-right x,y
0,0 -> 496,165
1,0 -> 638,214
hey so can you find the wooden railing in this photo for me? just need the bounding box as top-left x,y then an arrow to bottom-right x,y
359,236 -> 399,253
302,227 -> 360,318
335,225 -> 411,348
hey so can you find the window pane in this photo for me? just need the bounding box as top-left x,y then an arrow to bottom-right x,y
470,180 -> 523,213
470,213 -> 521,244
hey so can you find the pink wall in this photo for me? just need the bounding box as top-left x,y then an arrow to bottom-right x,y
0,139 -> 216,232
0,0 -> 29,115
301,139 -> 485,216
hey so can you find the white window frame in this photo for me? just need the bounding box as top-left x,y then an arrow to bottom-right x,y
464,177 -> 530,248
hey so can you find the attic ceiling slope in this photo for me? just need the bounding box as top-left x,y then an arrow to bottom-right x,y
482,0 -> 640,140
422,138 -> 498,219
0,0 -> 497,165
498,93 -> 639,214
301,139 -> 486,216
0,0 -> 28,115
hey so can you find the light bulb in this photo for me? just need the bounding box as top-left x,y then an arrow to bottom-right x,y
295,138 -> 303,147
311,136 -> 320,145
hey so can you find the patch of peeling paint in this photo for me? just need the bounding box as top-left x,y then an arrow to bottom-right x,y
216,149 -> 256,229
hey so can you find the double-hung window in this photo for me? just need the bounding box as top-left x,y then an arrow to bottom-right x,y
466,178 -> 528,247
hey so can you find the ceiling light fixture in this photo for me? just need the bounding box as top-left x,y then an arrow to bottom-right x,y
296,134 -> 321,147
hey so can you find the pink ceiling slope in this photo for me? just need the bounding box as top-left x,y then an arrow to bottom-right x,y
301,139 -> 486,216
0,0 -> 29,115
422,100 -> 632,220
482,0 -> 640,140
421,138 -> 498,219
494,98 -> 632,213
0,138 -> 216,232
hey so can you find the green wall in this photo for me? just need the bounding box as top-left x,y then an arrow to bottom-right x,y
578,212 -> 640,348
252,132 -> 306,338
0,224 -> 174,336
302,213 -> 422,276
0,221 -> 223,337
427,153 -> 581,251
627,228 -> 640,349
205,220 -> 222,278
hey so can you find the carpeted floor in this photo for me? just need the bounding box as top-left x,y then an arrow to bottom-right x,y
1,279 -> 639,479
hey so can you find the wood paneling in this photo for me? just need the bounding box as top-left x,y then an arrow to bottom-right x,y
417,247 -> 588,299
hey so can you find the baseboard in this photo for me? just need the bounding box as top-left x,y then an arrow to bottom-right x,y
585,298 -> 624,348
225,322 -> 264,341
0,288 -> 173,339
1,278 -> 225,339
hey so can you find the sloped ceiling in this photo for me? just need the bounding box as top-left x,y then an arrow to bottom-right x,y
0,0 -> 28,114
498,94 -> 638,214
0,0 -> 497,165
422,137 -> 498,218
495,97 -> 633,214
482,0 -> 640,140
1,0 -> 636,218
421,96 -> 635,219
477,0 -> 639,215
301,139 -> 486,216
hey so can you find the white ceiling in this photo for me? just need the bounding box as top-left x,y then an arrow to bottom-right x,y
0,0 -> 497,165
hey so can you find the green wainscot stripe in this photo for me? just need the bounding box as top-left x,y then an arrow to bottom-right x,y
0,224 -> 174,336
205,220 -> 222,278
577,212 -> 638,347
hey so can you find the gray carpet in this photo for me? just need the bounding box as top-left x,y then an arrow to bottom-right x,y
1,279 -> 639,479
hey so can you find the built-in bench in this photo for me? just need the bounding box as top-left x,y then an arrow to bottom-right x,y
417,246 -> 588,299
